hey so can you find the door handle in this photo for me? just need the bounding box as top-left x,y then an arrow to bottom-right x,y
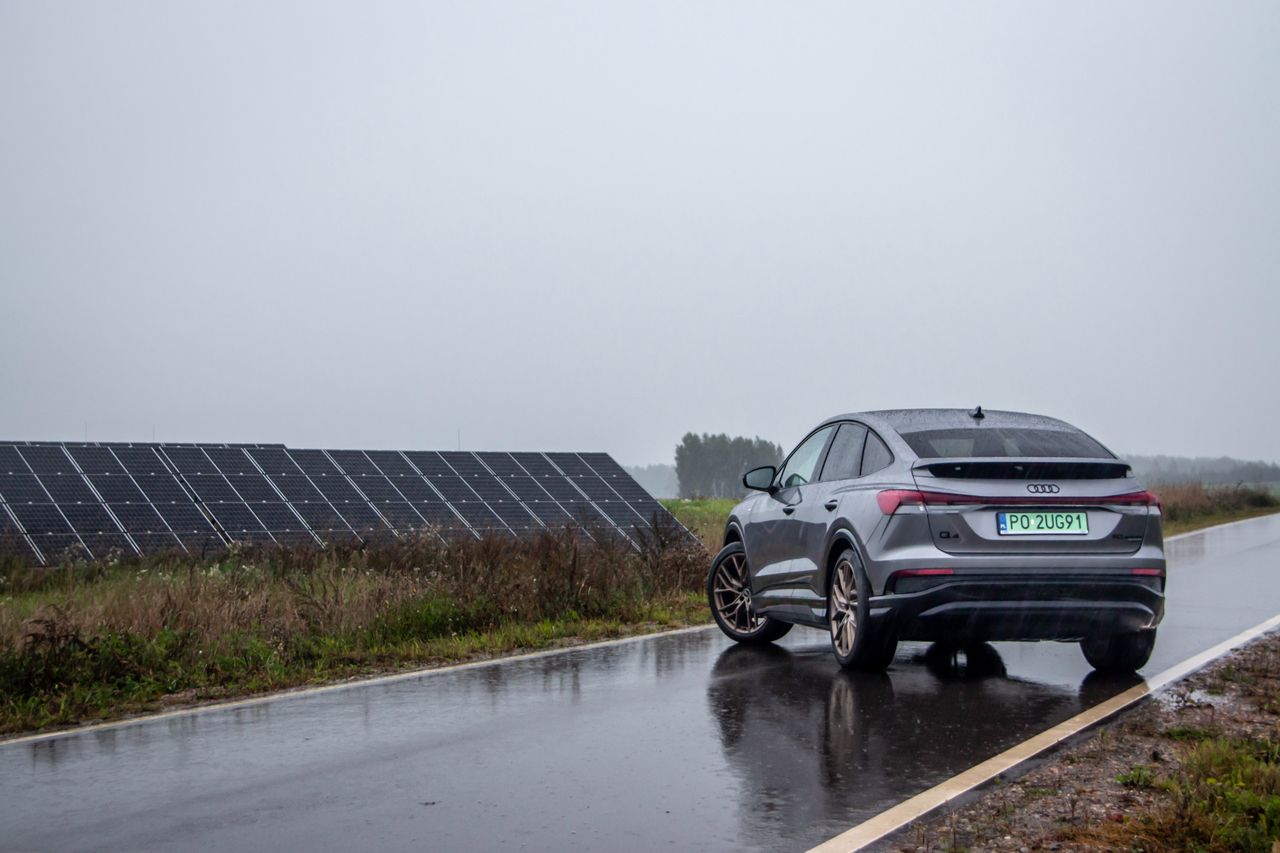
824,500 -> 839,511
782,506 -> 796,515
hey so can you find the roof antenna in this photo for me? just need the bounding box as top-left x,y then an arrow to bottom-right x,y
970,405 -> 985,421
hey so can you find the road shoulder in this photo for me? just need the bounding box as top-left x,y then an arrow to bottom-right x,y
885,628 -> 1280,852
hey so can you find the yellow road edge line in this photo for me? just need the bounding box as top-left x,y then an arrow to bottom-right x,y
0,624 -> 717,749
807,611 -> 1280,853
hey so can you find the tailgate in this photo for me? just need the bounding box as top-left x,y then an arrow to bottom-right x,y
910,458 -> 1152,555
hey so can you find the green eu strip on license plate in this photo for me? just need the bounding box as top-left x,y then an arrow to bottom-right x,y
996,511 -> 1089,535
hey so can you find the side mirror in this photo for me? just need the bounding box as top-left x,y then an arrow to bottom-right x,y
743,465 -> 777,492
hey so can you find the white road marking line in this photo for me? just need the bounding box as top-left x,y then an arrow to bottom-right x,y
0,624 -> 717,749
807,611 -> 1280,853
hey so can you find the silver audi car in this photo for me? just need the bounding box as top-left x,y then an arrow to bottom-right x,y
707,408 -> 1166,672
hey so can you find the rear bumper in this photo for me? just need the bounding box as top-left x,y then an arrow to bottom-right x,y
867,574 -> 1165,642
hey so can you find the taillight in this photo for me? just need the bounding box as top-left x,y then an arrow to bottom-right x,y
1124,490 -> 1162,510
877,489 -> 925,514
877,488 -> 1162,513
1131,567 -> 1164,576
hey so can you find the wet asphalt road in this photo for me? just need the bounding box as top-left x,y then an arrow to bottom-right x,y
3,515 -> 1280,853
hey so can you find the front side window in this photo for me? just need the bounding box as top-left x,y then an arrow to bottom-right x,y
777,426 -> 835,489
820,423 -> 868,482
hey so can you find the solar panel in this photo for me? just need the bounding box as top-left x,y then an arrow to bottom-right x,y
183,474 -> 240,504
308,473 -> 364,505
18,445 -> 77,475
535,475 -> 588,503
346,474 -> 405,502
244,446 -> 303,476
0,473 -> 50,503
0,445 -> 28,474
202,447 -> 257,475
403,451 -> 454,477
0,442 -> 691,564
475,452 -> 525,477
268,475 -> 327,503
376,501 -> 428,532
281,449 -> 329,474
384,475 -> 441,503
489,501 -> 539,530
501,476 -> 555,503
452,502 -> 507,533
113,446 -> 172,476
546,452 -> 595,477
88,473 -> 149,503
413,502 -> 468,532
66,446 -> 128,475
571,474 -> 624,504
463,475 -> 517,503
508,452 -> 561,478
525,501 -> 574,526
0,506 -> 39,563
225,474 -> 283,504
160,446 -> 219,475
133,474 -> 192,503
37,474 -> 98,504
428,475 -> 481,503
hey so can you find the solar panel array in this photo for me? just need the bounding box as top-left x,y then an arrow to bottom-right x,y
0,442 -> 687,566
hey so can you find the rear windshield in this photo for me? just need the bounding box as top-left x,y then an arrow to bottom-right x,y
899,428 -> 1112,459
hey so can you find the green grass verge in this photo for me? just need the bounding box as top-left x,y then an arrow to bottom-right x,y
1,590 -> 707,737
661,498 -> 737,551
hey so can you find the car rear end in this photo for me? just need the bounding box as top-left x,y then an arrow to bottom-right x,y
864,415 -> 1166,644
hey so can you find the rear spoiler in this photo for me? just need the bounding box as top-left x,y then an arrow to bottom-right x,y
911,457 -> 1133,481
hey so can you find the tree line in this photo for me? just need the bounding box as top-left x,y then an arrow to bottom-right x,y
674,433 -> 783,499
1126,454 -> 1280,486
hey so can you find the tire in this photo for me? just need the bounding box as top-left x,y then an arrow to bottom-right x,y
707,542 -> 792,644
1081,628 -> 1156,673
828,548 -> 897,671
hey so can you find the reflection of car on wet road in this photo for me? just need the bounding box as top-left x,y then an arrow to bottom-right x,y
708,408 -> 1166,672
704,641 -> 1132,842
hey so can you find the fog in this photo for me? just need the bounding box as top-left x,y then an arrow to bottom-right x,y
2,2 -> 1277,465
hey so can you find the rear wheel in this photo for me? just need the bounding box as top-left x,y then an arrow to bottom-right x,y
707,543 -> 792,644
828,548 -> 897,671
1081,628 -> 1156,673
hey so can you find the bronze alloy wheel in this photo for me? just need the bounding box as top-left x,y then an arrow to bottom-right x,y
829,556 -> 859,658
713,549 -> 761,633
706,542 -> 792,644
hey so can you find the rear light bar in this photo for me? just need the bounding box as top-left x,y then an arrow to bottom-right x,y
877,489 -> 1161,515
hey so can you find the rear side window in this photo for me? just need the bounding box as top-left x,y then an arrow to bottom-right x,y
860,431 -> 894,476
820,423 -> 867,482
777,426 -> 835,488
899,428 -> 1112,459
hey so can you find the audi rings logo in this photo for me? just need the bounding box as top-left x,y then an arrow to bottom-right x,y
1026,483 -> 1061,494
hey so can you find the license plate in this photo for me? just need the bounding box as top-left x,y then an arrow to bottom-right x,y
996,511 -> 1089,535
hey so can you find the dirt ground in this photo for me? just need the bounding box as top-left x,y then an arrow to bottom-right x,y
889,630 -> 1280,852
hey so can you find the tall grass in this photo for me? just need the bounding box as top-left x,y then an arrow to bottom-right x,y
660,498 -> 737,551
0,523 -> 705,734
1154,483 -> 1280,530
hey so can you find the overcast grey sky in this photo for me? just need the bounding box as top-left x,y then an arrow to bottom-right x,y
2,2 -> 1277,465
